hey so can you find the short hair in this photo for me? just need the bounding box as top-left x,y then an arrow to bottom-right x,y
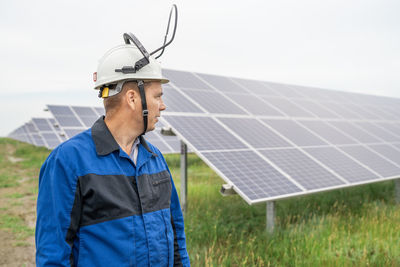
103,81 -> 151,115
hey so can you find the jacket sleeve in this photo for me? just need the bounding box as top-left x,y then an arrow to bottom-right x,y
35,146 -> 81,266
161,156 -> 190,267
170,178 -> 190,266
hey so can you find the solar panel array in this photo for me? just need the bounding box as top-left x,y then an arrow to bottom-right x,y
160,69 -> 400,204
8,118 -> 66,149
8,105 -> 181,154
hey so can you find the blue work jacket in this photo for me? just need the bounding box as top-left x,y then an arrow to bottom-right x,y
35,117 -> 190,266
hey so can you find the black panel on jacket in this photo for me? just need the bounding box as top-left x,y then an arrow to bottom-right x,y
136,170 -> 172,213
79,174 -> 141,226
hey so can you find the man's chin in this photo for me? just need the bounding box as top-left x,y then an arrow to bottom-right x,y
146,125 -> 156,133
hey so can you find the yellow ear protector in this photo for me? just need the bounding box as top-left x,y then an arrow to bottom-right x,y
101,87 -> 109,98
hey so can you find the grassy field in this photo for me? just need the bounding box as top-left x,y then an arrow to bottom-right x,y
1,137 -> 400,266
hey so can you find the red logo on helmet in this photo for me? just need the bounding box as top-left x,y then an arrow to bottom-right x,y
93,72 -> 97,82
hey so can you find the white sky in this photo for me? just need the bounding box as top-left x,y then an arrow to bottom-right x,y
1,0 -> 399,136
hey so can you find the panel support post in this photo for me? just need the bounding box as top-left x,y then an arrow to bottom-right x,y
266,201 -> 275,233
395,179 -> 400,204
180,141 -> 188,215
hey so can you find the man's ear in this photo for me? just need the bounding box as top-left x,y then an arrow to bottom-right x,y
125,89 -> 137,110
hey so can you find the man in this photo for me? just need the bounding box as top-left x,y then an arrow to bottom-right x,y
35,39 -> 190,266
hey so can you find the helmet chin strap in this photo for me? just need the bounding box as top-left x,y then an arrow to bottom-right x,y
137,80 -> 148,135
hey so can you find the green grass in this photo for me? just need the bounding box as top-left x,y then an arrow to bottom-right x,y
0,214 -> 35,240
1,138 -> 400,266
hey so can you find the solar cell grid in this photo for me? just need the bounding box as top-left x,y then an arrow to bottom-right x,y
32,134 -> 45,146
226,93 -> 285,116
369,106 -> 399,120
261,97 -> 315,118
71,107 -> 97,116
54,116 -> 83,127
78,116 -> 98,128
291,99 -> 341,119
287,85 -> 332,102
232,78 -> 280,96
162,88 -> 204,113
164,69 -> 214,90
327,121 -> 381,144
47,105 -> 73,115
320,102 -> 363,119
263,119 -> 327,146
375,123 -> 400,138
354,122 -> 400,142
338,145 -> 400,178
163,116 -> 247,151
304,147 -> 379,183
32,118 -> 52,131
202,150 -> 302,201
197,73 -> 244,93
26,123 -> 37,133
382,106 -> 400,120
298,120 -> 357,145
259,148 -> 345,190
367,144 -> 400,166
41,133 -> 59,140
347,104 -> 383,120
218,118 -> 292,148
184,90 -> 246,114
263,82 -> 306,99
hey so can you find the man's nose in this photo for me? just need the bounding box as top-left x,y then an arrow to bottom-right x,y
159,99 -> 166,111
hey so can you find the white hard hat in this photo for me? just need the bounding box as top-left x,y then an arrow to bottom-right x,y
94,44 -> 169,97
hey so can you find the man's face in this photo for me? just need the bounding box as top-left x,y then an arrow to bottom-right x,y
144,82 -> 166,132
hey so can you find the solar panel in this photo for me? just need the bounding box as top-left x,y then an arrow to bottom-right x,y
159,68 -> 400,204
30,118 -> 64,149
304,147 -> 380,183
261,97 -> 315,118
226,93 -> 284,116
162,87 -> 204,113
298,120 -> 357,145
259,148 -> 345,190
290,99 -> 341,119
320,102 -> 363,119
327,121 -> 381,144
218,118 -> 292,148
232,78 -> 280,96
201,150 -> 302,201
354,122 -> 400,142
183,90 -> 246,114
338,145 -> 400,177
262,119 -> 327,146
367,144 -> 400,166
71,106 -> 98,127
196,73 -> 244,93
32,118 -> 53,131
8,125 -> 31,144
263,82 -> 306,99
163,115 -> 247,151
163,69 -> 214,90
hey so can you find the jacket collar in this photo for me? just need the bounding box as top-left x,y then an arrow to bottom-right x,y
92,116 -> 156,157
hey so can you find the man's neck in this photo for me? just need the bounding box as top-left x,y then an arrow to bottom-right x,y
104,115 -> 142,155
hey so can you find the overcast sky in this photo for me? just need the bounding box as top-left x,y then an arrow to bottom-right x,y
1,0 -> 399,136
